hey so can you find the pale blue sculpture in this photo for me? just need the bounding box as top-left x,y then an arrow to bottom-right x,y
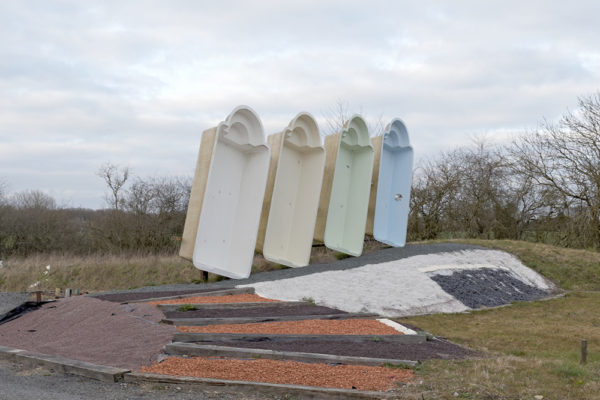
373,119 -> 413,247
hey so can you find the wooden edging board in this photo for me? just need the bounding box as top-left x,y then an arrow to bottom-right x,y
0,346 -> 129,383
165,343 -> 418,368
124,372 -> 401,399
173,332 -> 427,344
0,345 -> 401,399
365,135 -> 383,236
126,287 -> 255,304
162,313 -> 378,326
157,301 -> 309,312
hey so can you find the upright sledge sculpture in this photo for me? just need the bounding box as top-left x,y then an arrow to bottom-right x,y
367,119 -> 413,247
180,106 -> 270,279
314,115 -> 374,256
256,113 -> 325,267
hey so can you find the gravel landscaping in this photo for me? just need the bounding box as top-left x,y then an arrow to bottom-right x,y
244,249 -> 554,317
141,356 -> 415,391
148,294 -> 277,305
3,244 -> 525,393
177,319 -> 402,335
0,296 -> 175,370
163,304 -> 346,319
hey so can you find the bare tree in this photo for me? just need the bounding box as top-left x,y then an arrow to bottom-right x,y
152,177 -> 189,215
0,180 -> 6,206
11,189 -> 56,209
509,93 -> 600,247
97,163 -> 130,210
408,137 -> 542,241
409,151 -> 462,240
322,99 -> 350,136
323,100 -> 386,137
368,112 -> 386,137
126,178 -> 154,215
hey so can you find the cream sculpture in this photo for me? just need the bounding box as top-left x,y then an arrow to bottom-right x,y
180,106 -> 270,279
256,112 -> 325,267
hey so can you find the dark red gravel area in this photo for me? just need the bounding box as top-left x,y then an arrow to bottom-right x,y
93,288 -> 234,303
0,297 -> 175,370
164,304 -> 347,319
204,338 -> 479,361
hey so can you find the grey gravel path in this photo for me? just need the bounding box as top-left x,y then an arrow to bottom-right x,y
0,292 -> 29,321
92,243 -> 484,297
0,360 -> 275,400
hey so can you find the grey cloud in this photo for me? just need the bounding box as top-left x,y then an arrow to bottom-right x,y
1,1 -> 599,207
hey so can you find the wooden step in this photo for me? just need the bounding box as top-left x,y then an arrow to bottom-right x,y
173,331 -> 427,344
164,342 -> 418,367
161,313 -> 378,326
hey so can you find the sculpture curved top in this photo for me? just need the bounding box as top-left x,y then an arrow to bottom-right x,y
340,114 -> 371,148
283,112 -> 322,148
383,118 -> 411,149
217,105 -> 265,147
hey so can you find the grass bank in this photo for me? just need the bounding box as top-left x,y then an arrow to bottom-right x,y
2,239 -> 599,397
0,237 -> 388,293
398,239 -> 600,399
0,253 -> 208,292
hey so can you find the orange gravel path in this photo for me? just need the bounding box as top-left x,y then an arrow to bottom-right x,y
141,357 -> 413,391
177,319 -> 402,335
147,294 -> 278,305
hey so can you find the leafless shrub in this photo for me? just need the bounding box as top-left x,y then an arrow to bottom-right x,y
509,93 -> 600,248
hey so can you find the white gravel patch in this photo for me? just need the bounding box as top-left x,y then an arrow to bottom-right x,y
240,249 -> 554,317
377,318 -> 417,335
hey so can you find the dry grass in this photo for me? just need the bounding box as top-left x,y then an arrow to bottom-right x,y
0,253 -> 207,293
402,356 -> 600,400
251,236 -> 390,272
309,236 -> 390,264
396,239 -> 600,399
401,292 -> 600,361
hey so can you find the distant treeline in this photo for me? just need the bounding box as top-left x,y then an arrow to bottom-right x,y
409,93 -> 600,249
1,93 -> 599,258
0,174 -> 190,258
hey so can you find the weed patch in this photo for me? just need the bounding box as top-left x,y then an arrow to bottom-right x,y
176,304 -> 198,312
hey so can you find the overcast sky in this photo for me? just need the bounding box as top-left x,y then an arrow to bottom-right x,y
1,1 -> 599,209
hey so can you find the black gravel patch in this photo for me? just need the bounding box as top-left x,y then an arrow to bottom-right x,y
93,288 -> 234,303
429,269 -> 549,309
164,304 -> 347,319
206,338 -> 479,361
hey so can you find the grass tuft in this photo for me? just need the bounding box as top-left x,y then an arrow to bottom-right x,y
176,304 -> 197,312
553,361 -> 591,380
302,297 -> 316,305
334,252 -> 352,260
